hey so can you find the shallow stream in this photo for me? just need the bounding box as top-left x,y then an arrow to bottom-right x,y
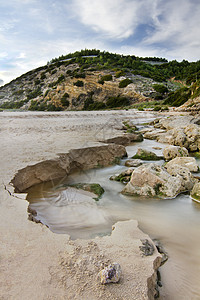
26,117 -> 200,300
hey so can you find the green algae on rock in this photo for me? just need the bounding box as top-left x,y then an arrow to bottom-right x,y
132,148 -> 163,161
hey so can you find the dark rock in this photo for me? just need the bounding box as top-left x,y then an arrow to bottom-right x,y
139,239 -> 155,256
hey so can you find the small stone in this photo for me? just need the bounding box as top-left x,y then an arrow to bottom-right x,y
98,263 -> 122,284
125,159 -> 143,167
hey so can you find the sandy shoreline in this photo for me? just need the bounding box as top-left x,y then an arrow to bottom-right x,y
0,110 -> 161,299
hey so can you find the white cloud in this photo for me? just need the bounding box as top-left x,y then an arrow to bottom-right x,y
0,52 -> 8,59
143,0 -> 200,60
72,0 -> 156,39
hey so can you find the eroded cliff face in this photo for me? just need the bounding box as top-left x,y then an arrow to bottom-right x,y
0,63 -> 146,110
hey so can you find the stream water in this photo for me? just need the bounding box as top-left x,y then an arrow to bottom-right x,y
26,118 -> 200,300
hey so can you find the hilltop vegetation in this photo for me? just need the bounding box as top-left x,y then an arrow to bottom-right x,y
0,49 -> 200,111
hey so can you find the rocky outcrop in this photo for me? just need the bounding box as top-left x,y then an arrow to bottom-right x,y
163,145 -> 189,161
11,144 -> 127,192
147,116 -> 200,152
166,124 -> 200,152
122,163 -> 194,198
165,157 -> 199,173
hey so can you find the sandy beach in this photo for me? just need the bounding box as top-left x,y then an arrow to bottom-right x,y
0,110 -> 161,300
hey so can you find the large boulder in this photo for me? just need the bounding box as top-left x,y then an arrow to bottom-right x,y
163,145 -> 189,161
122,163 -> 194,199
165,157 -> 199,173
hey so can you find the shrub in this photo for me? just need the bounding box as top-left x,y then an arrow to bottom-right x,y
115,70 -> 125,78
34,79 -> 41,85
27,88 -> 42,100
87,102 -> 106,110
51,69 -> 57,75
153,105 -> 162,111
12,90 -> 24,96
66,70 -> 72,75
44,89 -> 50,97
98,79 -> 104,85
106,96 -> 130,108
153,84 -> 168,94
164,87 -> 191,106
119,78 -> 133,88
101,74 -> 112,81
40,73 -> 46,80
57,74 -> 65,84
74,72 -> 86,79
83,97 -> 94,110
60,92 -> 70,106
74,80 -> 84,87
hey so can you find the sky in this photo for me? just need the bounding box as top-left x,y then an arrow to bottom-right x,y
0,0 -> 200,85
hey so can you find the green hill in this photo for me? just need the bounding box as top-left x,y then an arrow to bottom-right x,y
0,49 -> 200,111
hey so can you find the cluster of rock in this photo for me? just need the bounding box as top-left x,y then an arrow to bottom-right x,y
110,144 -> 200,199
143,115 -> 200,152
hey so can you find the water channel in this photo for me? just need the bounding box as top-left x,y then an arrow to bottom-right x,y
26,118 -> 200,300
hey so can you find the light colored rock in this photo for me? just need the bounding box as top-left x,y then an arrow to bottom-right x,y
165,157 -> 199,173
168,127 -> 188,148
122,163 -> 194,198
98,263 -> 122,284
125,159 -> 143,167
101,132 -> 143,146
190,182 -> 200,203
184,124 -> 200,152
152,116 -> 200,152
163,145 -> 189,161
143,128 -> 166,140
165,164 -> 194,191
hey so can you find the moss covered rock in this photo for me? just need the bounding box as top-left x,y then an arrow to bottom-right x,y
132,148 -> 163,161
69,183 -> 104,201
